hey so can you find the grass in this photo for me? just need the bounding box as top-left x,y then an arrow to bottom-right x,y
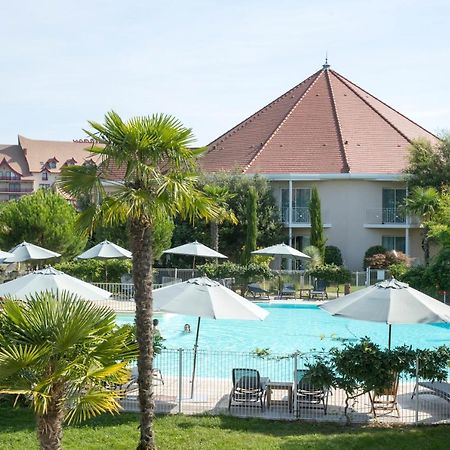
1,406 -> 450,450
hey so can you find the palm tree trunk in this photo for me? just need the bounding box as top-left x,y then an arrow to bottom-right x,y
36,385 -> 64,450
210,220 -> 219,251
130,220 -> 156,450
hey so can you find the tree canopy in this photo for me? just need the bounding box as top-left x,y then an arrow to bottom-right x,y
403,136 -> 450,191
0,189 -> 86,258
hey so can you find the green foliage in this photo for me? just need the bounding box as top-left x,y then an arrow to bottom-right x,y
172,173 -> 285,263
365,250 -> 410,270
0,190 -> 87,259
309,187 -> 326,261
324,245 -> 343,266
241,186 -> 258,265
53,259 -> 132,283
198,261 -> 273,288
404,137 -> 450,192
327,339 -> 450,402
363,245 -> 386,269
427,247 -> 450,292
88,209 -> 174,262
0,292 -> 137,448
302,245 -> 322,269
308,264 -> 351,285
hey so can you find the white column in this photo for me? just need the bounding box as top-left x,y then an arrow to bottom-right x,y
288,179 -> 293,270
405,186 -> 410,256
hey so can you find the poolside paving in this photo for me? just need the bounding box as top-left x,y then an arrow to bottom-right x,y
120,375 -> 450,425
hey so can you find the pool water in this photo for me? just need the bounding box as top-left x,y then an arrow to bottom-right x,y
117,303 -> 450,354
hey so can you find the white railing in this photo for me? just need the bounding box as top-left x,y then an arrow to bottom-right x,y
120,348 -> 450,424
365,208 -> 420,225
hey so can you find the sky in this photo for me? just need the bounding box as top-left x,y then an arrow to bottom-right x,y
0,0 -> 449,146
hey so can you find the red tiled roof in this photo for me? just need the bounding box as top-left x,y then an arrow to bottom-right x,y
200,67 -> 438,174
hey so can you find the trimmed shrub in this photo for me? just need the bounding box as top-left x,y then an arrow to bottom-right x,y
324,245 -> 343,266
363,245 -> 386,268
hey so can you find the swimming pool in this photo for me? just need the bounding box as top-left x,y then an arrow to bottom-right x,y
117,303 -> 450,354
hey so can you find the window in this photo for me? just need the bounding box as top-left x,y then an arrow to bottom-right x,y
382,236 -> 406,253
39,184 -> 50,190
48,160 -> 57,169
382,188 -> 406,223
5,171 -> 11,179
9,183 -> 20,192
281,188 -> 312,223
42,171 -> 48,181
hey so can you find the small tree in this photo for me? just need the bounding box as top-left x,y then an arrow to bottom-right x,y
0,189 -> 86,258
309,187 -> 326,261
363,245 -> 386,269
241,186 -> 258,265
324,245 -> 343,266
0,292 -> 137,450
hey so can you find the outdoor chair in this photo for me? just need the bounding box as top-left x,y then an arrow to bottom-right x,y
228,368 -> 269,410
280,284 -> 296,299
246,283 -> 270,300
294,369 -> 330,416
309,279 -> 328,300
411,381 -> 450,403
368,372 -> 400,417
128,366 -> 165,387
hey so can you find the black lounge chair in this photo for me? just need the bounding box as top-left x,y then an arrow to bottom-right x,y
228,368 -> 269,410
411,381 -> 450,402
280,284 -> 296,299
294,369 -> 330,416
309,279 -> 328,300
246,283 -> 270,300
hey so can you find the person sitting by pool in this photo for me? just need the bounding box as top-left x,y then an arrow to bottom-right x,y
153,318 -> 161,337
183,323 -> 191,333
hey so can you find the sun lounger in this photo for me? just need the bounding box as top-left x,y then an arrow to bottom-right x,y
280,284 -> 296,299
309,279 -> 328,300
228,368 -> 269,410
294,369 -> 330,415
411,381 -> 450,402
246,283 -> 270,300
369,372 -> 400,417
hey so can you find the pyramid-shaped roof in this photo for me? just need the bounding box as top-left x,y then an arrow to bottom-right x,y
200,67 -> 438,175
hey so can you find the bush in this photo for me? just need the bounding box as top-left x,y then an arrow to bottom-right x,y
324,245 -> 343,266
54,259 -> 132,283
365,253 -> 387,269
363,245 -> 386,268
308,264 -> 351,285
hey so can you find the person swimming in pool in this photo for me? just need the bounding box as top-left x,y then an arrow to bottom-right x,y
183,323 -> 191,333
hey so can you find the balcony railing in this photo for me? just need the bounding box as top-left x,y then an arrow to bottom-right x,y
0,187 -> 34,193
365,208 -> 419,225
281,207 -> 310,224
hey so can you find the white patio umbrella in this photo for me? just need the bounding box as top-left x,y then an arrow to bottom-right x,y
0,249 -> 15,260
76,240 -> 132,281
320,278 -> 450,348
163,241 -> 228,269
0,266 -> 111,301
153,277 -> 268,397
252,243 -> 310,295
251,243 -> 310,259
76,240 -> 132,260
2,241 -> 61,263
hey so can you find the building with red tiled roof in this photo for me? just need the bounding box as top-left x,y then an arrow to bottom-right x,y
201,64 -> 439,269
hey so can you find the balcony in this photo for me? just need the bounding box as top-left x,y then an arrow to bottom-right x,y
0,186 -> 34,193
365,208 -> 420,228
281,207 -> 331,227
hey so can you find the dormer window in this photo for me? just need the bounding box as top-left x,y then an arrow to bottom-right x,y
49,161 -> 57,169
42,171 -> 48,181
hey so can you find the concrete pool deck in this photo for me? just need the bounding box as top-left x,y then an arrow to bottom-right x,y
120,375 -> 450,425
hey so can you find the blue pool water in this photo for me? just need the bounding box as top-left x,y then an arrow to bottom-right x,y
117,303 -> 450,354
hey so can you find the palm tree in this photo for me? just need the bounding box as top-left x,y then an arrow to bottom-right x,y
60,111 -> 220,450
203,184 -> 237,253
0,291 -> 137,450
405,186 -> 440,265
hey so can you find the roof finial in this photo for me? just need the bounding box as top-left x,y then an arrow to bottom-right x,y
323,52 -> 330,70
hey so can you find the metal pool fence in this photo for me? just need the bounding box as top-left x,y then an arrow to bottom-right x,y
121,349 -> 450,425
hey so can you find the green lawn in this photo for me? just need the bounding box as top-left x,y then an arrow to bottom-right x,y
2,406 -> 450,450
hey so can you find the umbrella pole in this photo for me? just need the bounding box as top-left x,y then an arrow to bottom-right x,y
388,324 -> 392,350
190,316 -> 201,398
